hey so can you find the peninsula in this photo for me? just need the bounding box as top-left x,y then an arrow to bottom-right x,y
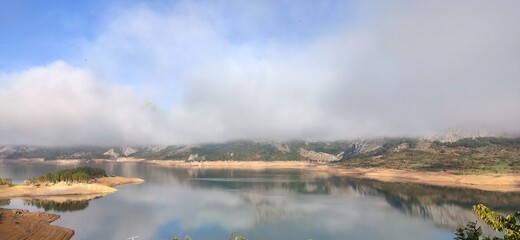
0,167 -> 144,198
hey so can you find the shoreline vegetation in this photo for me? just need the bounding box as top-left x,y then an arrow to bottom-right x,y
0,166 -> 144,199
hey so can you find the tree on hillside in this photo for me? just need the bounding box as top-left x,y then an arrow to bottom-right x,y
29,167 -> 107,183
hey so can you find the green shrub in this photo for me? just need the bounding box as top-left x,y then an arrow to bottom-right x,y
455,221 -> 483,240
455,204 -> 520,240
30,167 -> 107,183
0,178 -> 12,186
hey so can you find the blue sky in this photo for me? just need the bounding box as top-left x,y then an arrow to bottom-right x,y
0,0 -> 353,72
1,0 -> 519,145
0,1 -> 102,70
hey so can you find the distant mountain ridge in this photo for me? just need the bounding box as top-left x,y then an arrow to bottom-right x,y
0,141 -> 350,162
2,136 -> 519,165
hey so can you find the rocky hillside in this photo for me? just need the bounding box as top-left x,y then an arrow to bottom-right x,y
2,137 -> 520,172
0,141 -> 352,162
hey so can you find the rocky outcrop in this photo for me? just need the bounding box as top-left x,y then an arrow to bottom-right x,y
394,143 -> 409,152
187,154 -> 199,161
342,140 -> 383,159
102,149 -> 119,159
120,147 -> 137,156
271,143 -> 291,153
298,148 -> 339,162
0,146 -> 16,158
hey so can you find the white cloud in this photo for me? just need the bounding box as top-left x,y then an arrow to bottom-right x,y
1,1 -> 520,145
0,61 -> 171,145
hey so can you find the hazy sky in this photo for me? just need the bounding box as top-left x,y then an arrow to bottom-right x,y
1,0 -> 519,145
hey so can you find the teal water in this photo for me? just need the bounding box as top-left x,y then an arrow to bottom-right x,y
1,162 -> 518,240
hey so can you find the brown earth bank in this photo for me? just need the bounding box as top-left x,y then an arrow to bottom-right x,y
0,208 -> 74,240
0,176 -> 144,199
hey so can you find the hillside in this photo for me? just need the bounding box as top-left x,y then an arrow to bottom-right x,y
340,137 -> 520,174
1,137 -> 520,173
0,141 -> 350,161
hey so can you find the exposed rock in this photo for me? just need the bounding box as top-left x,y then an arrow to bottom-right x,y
187,154 -> 199,161
0,146 -> 16,158
102,149 -> 119,159
342,140 -> 383,160
120,147 -> 137,156
271,143 -> 291,153
394,143 -> 409,152
298,148 -> 339,162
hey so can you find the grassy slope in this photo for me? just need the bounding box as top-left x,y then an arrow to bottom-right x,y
340,138 -> 520,174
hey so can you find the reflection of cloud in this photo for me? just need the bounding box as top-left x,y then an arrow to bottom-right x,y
4,163 -> 493,239
240,192 -> 305,223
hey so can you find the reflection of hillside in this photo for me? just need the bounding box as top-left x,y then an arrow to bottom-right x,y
241,193 -> 305,223
88,163 -> 520,232
338,177 -> 520,231
24,199 -> 90,212
0,198 -> 10,206
342,177 -> 520,212
156,167 -> 520,231
22,194 -> 103,212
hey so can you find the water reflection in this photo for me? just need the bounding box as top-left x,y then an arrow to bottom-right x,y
24,198 -> 91,212
1,162 -> 518,239
0,198 -> 10,206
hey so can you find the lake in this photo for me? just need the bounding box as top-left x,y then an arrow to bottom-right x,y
1,162 -> 518,240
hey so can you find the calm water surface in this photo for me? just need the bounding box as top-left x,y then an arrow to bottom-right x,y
1,162 -> 519,240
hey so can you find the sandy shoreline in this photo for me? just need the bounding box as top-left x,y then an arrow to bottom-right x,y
143,160 -> 520,192
0,176 -> 144,199
2,158 -> 519,192
322,167 -> 520,192
0,208 -> 74,240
